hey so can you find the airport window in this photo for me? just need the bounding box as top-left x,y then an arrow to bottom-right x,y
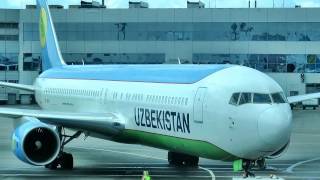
239,93 -> 252,105
229,93 -> 240,105
20,22 -> 320,42
253,93 -> 272,104
249,22 -> 268,41
62,53 -> 165,65
271,93 -> 286,104
0,23 -> 18,29
0,35 -> 18,41
192,53 -> 320,73
287,23 -> 307,41
23,53 -> 41,71
0,53 -> 18,71
267,23 -> 287,41
306,23 -> 320,41
193,54 -> 231,64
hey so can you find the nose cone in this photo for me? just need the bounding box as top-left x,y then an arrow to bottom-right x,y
258,106 -> 292,149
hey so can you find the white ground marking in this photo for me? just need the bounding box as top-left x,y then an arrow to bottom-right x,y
71,146 -> 167,161
285,157 -> 320,173
199,166 -> 215,180
71,146 -> 216,179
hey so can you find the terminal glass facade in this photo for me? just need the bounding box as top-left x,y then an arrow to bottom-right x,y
193,54 -> 320,73
23,22 -> 319,42
21,21 -> 320,73
23,53 -> 165,71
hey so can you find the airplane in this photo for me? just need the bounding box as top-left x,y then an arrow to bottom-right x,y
0,0 -> 319,177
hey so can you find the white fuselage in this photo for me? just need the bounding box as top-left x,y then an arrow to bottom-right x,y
34,65 -> 292,160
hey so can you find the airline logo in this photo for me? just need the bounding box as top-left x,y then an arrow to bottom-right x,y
134,107 -> 190,133
39,8 -> 47,48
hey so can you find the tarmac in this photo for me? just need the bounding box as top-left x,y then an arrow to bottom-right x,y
0,106 -> 319,179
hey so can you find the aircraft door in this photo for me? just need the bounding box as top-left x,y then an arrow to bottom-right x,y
193,87 -> 207,123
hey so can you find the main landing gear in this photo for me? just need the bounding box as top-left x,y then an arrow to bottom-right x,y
45,128 -> 82,170
242,158 -> 266,178
45,152 -> 73,170
168,151 -> 199,167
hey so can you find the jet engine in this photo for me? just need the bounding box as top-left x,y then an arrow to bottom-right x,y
12,117 -> 60,166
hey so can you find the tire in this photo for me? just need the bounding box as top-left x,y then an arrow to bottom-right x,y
61,153 -> 73,170
256,159 -> 266,170
45,159 -> 58,170
168,151 -> 198,167
168,152 -> 182,166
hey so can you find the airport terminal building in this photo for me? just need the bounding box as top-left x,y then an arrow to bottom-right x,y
1,1 -> 320,103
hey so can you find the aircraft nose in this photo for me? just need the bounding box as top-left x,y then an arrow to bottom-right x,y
258,106 -> 292,147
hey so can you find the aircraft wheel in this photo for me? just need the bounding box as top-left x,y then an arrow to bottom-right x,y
60,152 -> 74,170
45,159 -> 58,170
45,152 -> 73,170
256,158 -> 266,170
168,151 -> 181,165
186,156 -> 199,166
168,151 -> 199,167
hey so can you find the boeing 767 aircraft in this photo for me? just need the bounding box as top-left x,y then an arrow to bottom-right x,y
0,0 -> 319,177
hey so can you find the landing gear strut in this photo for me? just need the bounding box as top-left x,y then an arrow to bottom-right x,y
45,128 -> 82,170
168,151 -> 199,167
45,152 -> 73,170
240,158 -> 266,178
256,158 -> 266,170
243,160 -> 255,178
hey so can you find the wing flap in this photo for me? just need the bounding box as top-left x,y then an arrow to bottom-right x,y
287,92 -> 320,104
0,107 -> 124,135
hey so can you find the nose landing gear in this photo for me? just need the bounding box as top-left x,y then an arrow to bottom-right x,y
243,160 -> 255,178
241,158 -> 266,178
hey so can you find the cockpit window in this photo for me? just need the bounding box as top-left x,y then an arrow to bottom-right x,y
253,93 -> 272,104
229,93 -> 240,105
271,92 -> 286,103
239,93 -> 252,105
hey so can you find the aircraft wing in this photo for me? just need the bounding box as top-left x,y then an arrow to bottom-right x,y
287,92 -> 320,104
0,81 -> 35,92
0,107 -> 124,135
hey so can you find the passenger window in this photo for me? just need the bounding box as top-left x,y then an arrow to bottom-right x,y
229,93 -> 240,105
271,93 -> 286,103
239,93 -> 252,105
253,93 -> 272,104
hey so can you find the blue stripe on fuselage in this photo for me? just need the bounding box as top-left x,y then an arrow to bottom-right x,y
39,64 -> 232,84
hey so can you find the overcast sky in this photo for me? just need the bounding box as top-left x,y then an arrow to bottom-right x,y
1,0 -> 320,9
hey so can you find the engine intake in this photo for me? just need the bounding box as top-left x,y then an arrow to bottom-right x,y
12,117 -> 60,166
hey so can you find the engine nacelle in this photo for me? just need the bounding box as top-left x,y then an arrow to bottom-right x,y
12,117 -> 61,166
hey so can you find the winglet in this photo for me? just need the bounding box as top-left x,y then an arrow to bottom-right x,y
36,0 -> 66,71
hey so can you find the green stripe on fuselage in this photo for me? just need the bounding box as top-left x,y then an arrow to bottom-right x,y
114,129 -> 238,161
